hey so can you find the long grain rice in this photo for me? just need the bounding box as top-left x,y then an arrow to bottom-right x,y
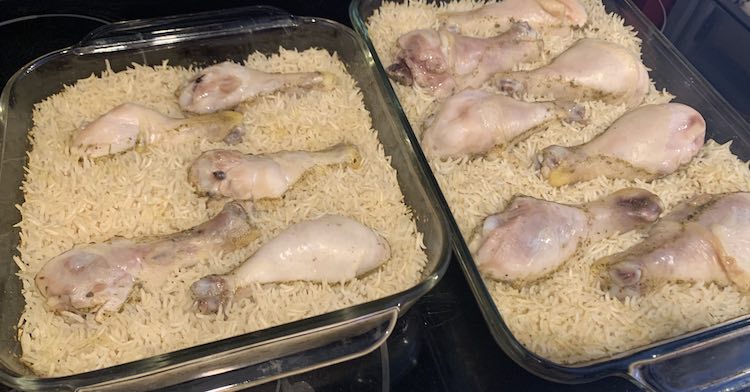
366,0 -> 750,364
17,49 -> 427,376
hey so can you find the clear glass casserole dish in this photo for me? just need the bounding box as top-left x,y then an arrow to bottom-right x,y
350,0 -> 750,390
0,6 -> 453,391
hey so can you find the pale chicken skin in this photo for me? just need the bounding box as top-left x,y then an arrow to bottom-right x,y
189,143 -> 359,200
178,61 -> 328,114
469,188 -> 663,284
35,202 -> 257,315
603,193 -> 750,299
72,103 -> 244,158
539,103 -> 706,186
386,22 -> 542,98
421,89 -> 585,158
190,214 -> 391,314
441,0 -> 587,32
494,38 -> 650,109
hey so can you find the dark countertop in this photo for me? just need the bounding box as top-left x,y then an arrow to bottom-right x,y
3,1 -> 739,391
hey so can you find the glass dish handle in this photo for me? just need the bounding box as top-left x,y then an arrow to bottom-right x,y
629,324 -> 750,391
78,307 -> 399,391
73,6 -> 294,54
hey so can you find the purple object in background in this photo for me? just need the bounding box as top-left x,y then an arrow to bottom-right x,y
631,0 -> 674,30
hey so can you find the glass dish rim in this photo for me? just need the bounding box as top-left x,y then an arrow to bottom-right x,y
348,0 -> 750,384
0,6 -> 453,388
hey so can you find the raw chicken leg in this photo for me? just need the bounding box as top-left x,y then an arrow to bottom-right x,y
602,192 -> 750,299
494,39 -> 650,109
35,202 -> 257,315
441,0 -> 587,32
421,89 -> 585,158
190,214 -> 391,314
189,143 -> 359,200
469,188 -> 662,284
179,61 -> 328,114
72,103 -> 244,158
386,22 -> 542,98
539,103 -> 705,186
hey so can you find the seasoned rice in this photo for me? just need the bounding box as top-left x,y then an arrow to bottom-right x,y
366,0 -> 750,363
17,48 -> 427,376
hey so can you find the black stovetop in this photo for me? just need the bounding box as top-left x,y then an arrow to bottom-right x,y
0,1 -> 693,391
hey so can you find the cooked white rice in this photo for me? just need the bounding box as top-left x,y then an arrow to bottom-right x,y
367,0 -> 750,364
16,48 -> 428,376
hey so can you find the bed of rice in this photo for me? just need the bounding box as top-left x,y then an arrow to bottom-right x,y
15,48 -> 428,376
366,0 -> 750,364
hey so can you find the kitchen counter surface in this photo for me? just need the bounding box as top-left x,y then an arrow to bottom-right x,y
1,1 -> 738,390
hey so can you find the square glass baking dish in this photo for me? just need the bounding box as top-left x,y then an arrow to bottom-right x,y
0,6 -> 454,391
350,0 -> 750,390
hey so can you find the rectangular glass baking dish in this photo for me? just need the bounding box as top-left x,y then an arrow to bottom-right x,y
0,6 -> 454,391
350,0 -> 750,390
